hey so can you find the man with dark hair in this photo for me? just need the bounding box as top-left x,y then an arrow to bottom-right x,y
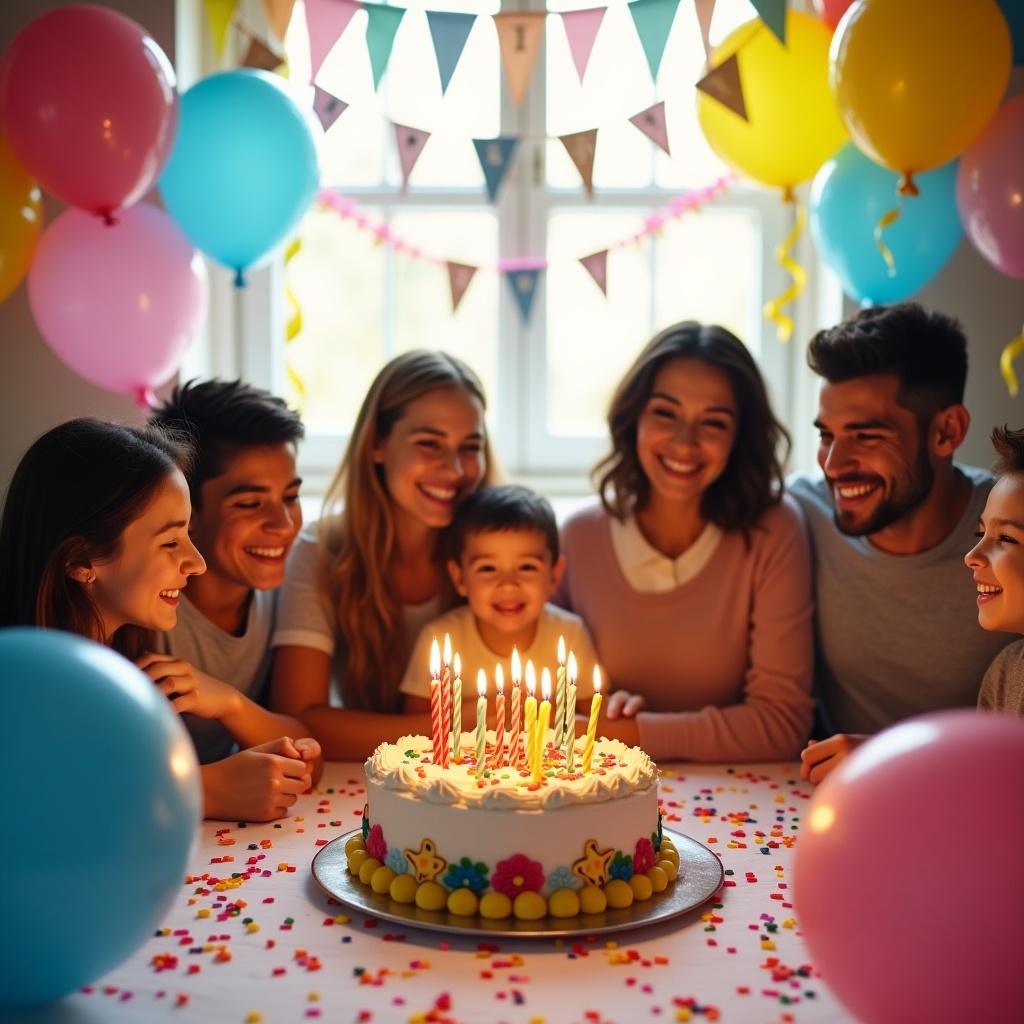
790,303 -> 1010,782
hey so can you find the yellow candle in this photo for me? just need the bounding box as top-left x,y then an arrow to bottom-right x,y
475,669 -> 488,778
533,669 -> 552,784
582,665 -> 603,773
523,660 -> 537,776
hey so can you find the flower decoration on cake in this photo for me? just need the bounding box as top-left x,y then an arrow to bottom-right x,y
385,847 -> 409,875
442,857 -> 490,894
572,838 -> 615,887
361,803 -> 370,840
546,865 -> 581,892
404,838 -> 446,883
609,850 -> 635,882
633,837 -> 656,874
366,824 -> 387,862
492,854 -> 544,898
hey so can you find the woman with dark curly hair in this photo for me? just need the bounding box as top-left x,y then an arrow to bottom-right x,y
556,321 -> 813,762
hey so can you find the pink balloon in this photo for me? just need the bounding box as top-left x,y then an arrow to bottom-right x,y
27,205 -> 208,401
794,710 -> 1024,1024
0,5 -> 178,220
957,95 -> 1024,281
813,0 -> 856,30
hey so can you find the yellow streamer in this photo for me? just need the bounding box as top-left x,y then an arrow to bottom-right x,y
283,237 -> 307,406
999,328 -> 1024,398
873,202 -> 902,278
762,203 -> 807,343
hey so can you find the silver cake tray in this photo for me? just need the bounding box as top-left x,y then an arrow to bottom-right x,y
311,828 -> 724,939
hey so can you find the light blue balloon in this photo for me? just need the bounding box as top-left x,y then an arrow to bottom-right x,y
159,70 -> 320,284
0,630 -> 201,1007
810,144 -> 962,306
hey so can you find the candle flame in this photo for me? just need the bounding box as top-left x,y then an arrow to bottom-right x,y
541,667 -> 552,701
557,634 -> 566,664
430,637 -> 440,678
567,650 -> 578,684
443,633 -> 452,666
511,646 -> 521,683
476,667 -> 487,697
525,659 -> 537,695
453,651 -> 462,679
593,665 -> 603,693
495,662 -> 504,694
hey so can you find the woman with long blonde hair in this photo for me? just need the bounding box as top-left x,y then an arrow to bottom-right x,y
271,350 -> 493,757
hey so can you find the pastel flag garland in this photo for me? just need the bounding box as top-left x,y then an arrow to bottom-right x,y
696,53 -> 748,121
750,0 -> 787,46
629,101 -> 670,155
580,249 -> 608,295
393,123 -> 431,192
305,0 -> 360,84
427,11 -> 477,94
559,129 -> 598,196
313,86 -> 348,131
447,261 -> 478,312
262,0 -> 296,42
505,265 -> 542,324
561,8 -> 606,84
628,0 -> 681,82
243,36 -> 285,71
365,2 -> 406,90
204,0 -> 239,58
473,136 -> 519,202
694,0 -> 716,61
494,12 -> 546,107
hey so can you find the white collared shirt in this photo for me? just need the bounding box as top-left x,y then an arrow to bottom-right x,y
609,515 -> 722,593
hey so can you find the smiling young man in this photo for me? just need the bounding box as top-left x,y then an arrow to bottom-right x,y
790,303 -> 1011,782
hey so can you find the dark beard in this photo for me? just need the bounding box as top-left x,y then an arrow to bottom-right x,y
832,448 -> 935,537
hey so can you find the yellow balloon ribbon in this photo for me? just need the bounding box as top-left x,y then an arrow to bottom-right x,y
999,328 -> 1024,398
763,203 -> 807,343
873,201 -> 902,278
283,237 -> 307,405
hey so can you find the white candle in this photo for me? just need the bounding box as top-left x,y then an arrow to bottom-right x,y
564,651 -> 578,772
475,669 -> 488,778
451,651 -> 463,762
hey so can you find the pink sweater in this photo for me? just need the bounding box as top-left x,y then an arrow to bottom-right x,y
556,497 -> 814,762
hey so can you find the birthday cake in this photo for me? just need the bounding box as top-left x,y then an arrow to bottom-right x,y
345,733 -> 680,920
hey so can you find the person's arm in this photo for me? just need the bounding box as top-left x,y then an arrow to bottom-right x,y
799,733 -> 868,783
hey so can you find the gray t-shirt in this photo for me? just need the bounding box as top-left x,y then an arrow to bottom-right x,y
789,466 -> 1011,735
155,588 -> 275,764
978,638 -> 1024,714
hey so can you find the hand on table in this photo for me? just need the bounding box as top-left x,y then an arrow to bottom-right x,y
799,733 -> 867,784
202,737 -> 313,822
136,652 -> 240,720
604,689 -> 646,720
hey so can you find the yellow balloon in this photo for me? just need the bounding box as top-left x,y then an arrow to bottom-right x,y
0,136 -> 42,304
831,0 -> 1011,181
697,12 -> 846,191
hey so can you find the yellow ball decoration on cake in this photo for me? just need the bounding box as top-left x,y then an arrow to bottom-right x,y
370,865 -> 396,894
415,881 -> 447,911
579,884 -> 607,914
605,879 -> 634,908
548,888 -> 581,918
513,891 -> 547,920
389,874 -> 418,904
645,865 -> 669,892
446,888 -> 479,917
479,892 -> 513,919
344,834 -> 366,856
347,848 -> 369,875
357,857 -> 383,885
656,858 -> 678,881
629,874 -> 653,901
659,845 -> 680,869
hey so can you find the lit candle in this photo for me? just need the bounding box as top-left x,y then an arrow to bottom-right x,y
509,648 -> 522,768
475,669 -> 488,778
439,633 -> 453,768
523,660 -> 538,776
491,664 -> 506,768
429,637 -> 443,765
564,651 -> 578,772
533,669 -> 552,784
451,652 -> 463,762
554,635 -> 567,746
582,665 -> 603,773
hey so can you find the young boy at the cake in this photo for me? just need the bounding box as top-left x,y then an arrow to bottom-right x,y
143,379 -> 322,808
401,485 -> 598,711
965,425 -> 1024,715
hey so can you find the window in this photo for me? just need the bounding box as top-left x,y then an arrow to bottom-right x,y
217,0 -> 831,493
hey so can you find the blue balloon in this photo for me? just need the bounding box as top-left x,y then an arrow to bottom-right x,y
0,630 -> 201,1007
810,144 -> 962,305
159,70 -> 320,284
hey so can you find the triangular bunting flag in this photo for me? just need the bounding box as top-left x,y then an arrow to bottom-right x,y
242,35 -> 285,71
204,0 -> 238,58
561,8 -> 606,84
262,0 -> 296,41
559,129 -> 598,196
313,86 -> 348,131
305,0 -> 359,83
696,53 -> 748,121
505,268 -> 542,324
393,123 -> 431,192
750,0 -> 787,45
629,101 -> 670,155
426,11 -> 477,95
365,3 -> 406,90
580,250 -> 608,296
472,137 -> 519,202
694,0 -> 716,61
628,0 -> 681,82
446,261 -> 478,312
494,12 -> 545,107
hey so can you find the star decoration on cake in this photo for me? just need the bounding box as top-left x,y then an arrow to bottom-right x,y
572,838 -> 615,886
404,838 -> 446,882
